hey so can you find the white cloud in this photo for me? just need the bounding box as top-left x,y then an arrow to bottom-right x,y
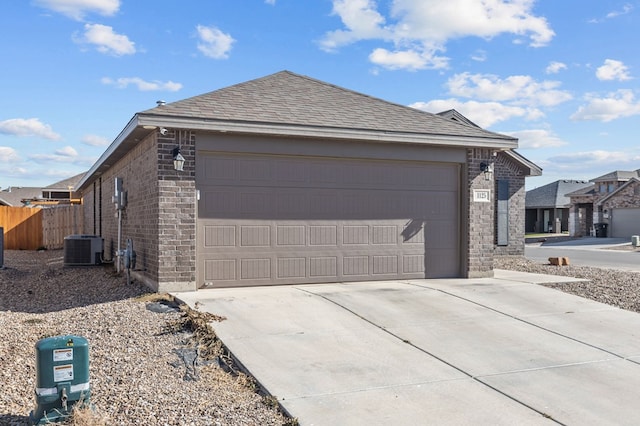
320,0 -> 554,70
503,129 -> 568,149
82,134 -> 110,146
410,99 -> 540,128
369,48 -> 447,71
196,25 -> 235,59
548,150 -> 640,165
446,72 -> 572,107
571,89 -> 640,122
471,49 -> 487,62
74,23 -> 136,56
265,0 -> 276,4
29,146 -> 98,166
56,146 -> 78,157
545,61 -> 567,74
596,59 -> 631,81
606,3 -> 633,18
101,77 -> 182,91
0,118 -> 62,140
0,147 -> 20,163
34,0 -> 120,21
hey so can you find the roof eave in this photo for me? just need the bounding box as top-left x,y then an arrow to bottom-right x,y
138,114 -> 518,149
503,150 -> 543,177
77,115 -> 153,192
78,114 -> 519,193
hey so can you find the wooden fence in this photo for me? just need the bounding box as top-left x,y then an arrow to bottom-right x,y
0,205 -> 84,250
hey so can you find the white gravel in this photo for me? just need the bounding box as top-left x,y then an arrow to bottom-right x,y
0,249 -> 292,425
494,255 -> 640,313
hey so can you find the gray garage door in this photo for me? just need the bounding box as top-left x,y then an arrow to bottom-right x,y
196,152 -> 460,288
611,208 -> 640,238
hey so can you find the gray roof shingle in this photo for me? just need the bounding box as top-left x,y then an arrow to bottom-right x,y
141,71 -> 515,142
591,170 -> 640,182
526,180 -> 592,208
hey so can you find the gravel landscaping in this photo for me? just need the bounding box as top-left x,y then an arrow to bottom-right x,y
0,249 -> 292,425
2,249 -> 639,425
494,255 -> 640,313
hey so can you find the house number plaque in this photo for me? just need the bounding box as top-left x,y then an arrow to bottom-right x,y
473,189 -> 491,202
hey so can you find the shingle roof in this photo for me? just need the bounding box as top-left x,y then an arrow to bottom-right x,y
526,180 -> 592,208
45,172 -> 86,190
0,187 -> 43,206
591,170 -> 640,182
141,71 -> 515,142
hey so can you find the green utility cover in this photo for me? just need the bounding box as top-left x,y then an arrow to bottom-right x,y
29,335 -> 91,425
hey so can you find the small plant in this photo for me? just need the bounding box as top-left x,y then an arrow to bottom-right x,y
66,402 -> 109,426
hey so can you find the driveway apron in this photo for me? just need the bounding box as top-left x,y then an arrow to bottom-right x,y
173,271 -> 640,425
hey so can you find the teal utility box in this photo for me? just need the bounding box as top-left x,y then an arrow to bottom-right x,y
29,335 -> 91,425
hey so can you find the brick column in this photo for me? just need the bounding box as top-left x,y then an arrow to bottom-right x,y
157,130 -> 197,292
466,148 -> 495,277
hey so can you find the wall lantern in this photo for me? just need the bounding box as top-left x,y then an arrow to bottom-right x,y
480,162 -> 494,181
172,147 -> 185,171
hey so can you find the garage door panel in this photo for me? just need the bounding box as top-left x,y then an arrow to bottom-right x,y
611,208 -> 640,238
197,153 -> 460,287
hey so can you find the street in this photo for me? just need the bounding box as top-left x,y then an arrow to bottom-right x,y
525,238 -> 640,272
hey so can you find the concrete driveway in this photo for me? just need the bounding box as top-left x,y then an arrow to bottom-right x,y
174,271 -> 640,425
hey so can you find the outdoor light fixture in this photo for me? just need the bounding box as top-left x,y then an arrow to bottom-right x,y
480,162 -> 493,180
173,147 -> 185,171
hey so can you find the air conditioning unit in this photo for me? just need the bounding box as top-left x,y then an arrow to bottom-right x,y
63,235 -> 103,266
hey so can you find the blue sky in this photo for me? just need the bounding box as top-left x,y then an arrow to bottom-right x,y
1,1 -> 639,190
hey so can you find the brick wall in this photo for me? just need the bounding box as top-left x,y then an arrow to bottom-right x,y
466,148 -> 495,277
494,152 -> 526,256
81,129 -> 197,292
601,181 -> 640,209
156,130 -> 197,292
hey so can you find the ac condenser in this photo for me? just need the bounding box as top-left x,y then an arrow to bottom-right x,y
63,235 -> 103,266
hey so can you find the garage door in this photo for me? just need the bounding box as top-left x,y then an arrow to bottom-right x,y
196,152 -> 460,287
611,208 -> 640,238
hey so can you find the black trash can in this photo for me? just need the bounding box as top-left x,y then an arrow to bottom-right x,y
595,223 -> 608,238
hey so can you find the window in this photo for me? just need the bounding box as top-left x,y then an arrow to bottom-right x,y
599,184 -> 607,193
608,184 -> 616,192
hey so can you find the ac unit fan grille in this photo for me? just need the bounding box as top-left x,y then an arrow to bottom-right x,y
64,239 -> 92,265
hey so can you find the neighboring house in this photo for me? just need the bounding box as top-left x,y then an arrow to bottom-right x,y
0,173 -> 85,207
76,71 -> 541,292
596,177 -> 640,238
0,187 -> 43,207
525,180 -> 591,233
567,169 -> 640,237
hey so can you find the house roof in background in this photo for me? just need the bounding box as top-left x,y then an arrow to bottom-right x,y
0,173 -> 86,206
436,109 -> 481,128
591,170 -> 640,182
0,187 -> 43,206
45,172 -> 86,190
526,179 -> 592,208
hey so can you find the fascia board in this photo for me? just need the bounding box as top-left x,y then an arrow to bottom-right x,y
76,115 -> 141,191
137,115 -> 518,150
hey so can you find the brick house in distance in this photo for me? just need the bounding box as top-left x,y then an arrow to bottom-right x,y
76,71 -> 541,292
525,179 -> 592,234
567,170 -> 640,238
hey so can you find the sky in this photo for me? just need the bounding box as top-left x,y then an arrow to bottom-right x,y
1,1 -> 639,190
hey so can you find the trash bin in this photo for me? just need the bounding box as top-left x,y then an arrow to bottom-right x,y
594,223 -> 608,238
